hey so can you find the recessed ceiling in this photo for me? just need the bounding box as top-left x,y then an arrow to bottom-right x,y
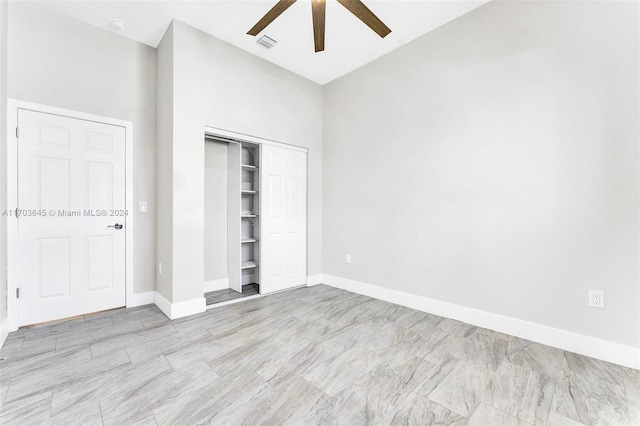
29,0 -> 489,85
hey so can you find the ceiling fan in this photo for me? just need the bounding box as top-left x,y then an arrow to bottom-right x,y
247,0 -> 391,52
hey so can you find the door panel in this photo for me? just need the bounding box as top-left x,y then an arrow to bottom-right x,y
260,145 -> 307,293
17,110 -> 126,326
37,237 -> 71,298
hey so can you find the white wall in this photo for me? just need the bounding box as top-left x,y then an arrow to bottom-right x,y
204,141 -> 228,282
157,20 -> 323,303
323,0 -> 639,347
6,2 -> 158,295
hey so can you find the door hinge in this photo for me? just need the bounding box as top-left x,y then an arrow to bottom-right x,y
16,127 -> 19,139
16,288 -> 19,299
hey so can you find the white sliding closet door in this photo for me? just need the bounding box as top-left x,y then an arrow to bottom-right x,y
260,145 -> 307,294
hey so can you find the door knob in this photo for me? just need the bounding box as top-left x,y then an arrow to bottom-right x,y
107,223 -> 123,230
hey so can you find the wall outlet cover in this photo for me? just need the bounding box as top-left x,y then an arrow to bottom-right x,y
589,290 -> 604,308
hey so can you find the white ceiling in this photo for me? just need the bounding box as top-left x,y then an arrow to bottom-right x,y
30,0 -> 489,85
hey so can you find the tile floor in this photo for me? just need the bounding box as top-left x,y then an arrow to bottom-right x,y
0,285 -> 638,425
205,284 -> 260,306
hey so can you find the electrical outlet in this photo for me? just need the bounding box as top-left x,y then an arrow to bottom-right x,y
345,254 -> 352,264
589,290 -> 604,308
139,201 -> 148,212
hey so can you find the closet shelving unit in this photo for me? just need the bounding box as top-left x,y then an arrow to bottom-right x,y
239,143 -> 260,287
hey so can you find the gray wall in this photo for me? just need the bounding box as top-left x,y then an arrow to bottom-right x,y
155,23 -> 174,301
204,141 -> 228,282
0,0 -> 8,325
323,0 -> 639,347
157,20 -> 323,303
6,1 -> 158,295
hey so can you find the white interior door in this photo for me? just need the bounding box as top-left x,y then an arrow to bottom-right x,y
260,145 -> 307,294
17,110 -> 126,326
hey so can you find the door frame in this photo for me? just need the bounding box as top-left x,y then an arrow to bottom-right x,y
6,99 -> 134,332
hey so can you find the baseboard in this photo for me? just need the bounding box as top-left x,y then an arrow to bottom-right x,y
0,316 -> 8,349
306,274 -> 324,286
126,291 -> 156,308
204,278 -> 229,293
322,274 -> 640,370
154,292 -> 207,320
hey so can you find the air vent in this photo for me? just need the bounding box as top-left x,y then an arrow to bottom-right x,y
256,35 -> 278,49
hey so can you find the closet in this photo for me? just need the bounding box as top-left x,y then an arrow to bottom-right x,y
205,133 -> 307,302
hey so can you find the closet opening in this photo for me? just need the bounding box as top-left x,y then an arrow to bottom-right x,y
204,127 -> 308,305
204,137 -> 261,306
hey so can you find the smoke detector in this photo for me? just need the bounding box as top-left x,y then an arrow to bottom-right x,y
256,35 -> 278,49
110,19 -> 127,32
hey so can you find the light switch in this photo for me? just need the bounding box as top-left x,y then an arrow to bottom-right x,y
139,201 -> 148,212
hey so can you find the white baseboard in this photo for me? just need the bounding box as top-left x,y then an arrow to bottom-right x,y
126,291 -> 156,308
154,292 -> 206,320
0,316 -> 8,349
322,274 -> 640,370
306,274 -> 324,286
204,278 -> 229,293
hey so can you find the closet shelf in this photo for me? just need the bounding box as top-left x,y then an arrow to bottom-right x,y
241,261 -> 258,269
241,214 -> 258,218
241,164 -> 259,171
241,238 -> 258,243
241,190 -> 258,194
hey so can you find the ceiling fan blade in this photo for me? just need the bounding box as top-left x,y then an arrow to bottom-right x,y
311,0 -> 326,52
336,0 -> 391,38
247,0 -> 297,36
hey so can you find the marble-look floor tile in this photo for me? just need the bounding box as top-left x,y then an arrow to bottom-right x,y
390,392 -> 466,426
7,348 -> 131,403
356,352 -> 457,407
426,359 -> 493,417
267,342 -> 341,389
0,343 -> 89,385
89,323 -> 180,358
0,391 -> 52,426
14,315 -> 91,341
320,322 -> 379,353
506,336 -> 564,378
151,366 -> 267,425
327,385 -> 396,426
467,402 -> 531,426
303,345 -> 389,397
626,371 -> 640,426
485,360 -> 555,425
454,327 -> 508,371
411,319 -> 472,364
55,319 -> 145,351
2,346 -> 92,402
49,395 -> 102,426
0,334 -> 56,363
551,354 -> 629,426
206,336 -> 297,380
275,318 -> 341,348
563,351 -> 627,388
1,286 -> 635,426
100,361 -> 218,426
209,375 -> 326,425
546,411 -> 587,426
0,385 -> 8,408
355,353 -> 427,406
